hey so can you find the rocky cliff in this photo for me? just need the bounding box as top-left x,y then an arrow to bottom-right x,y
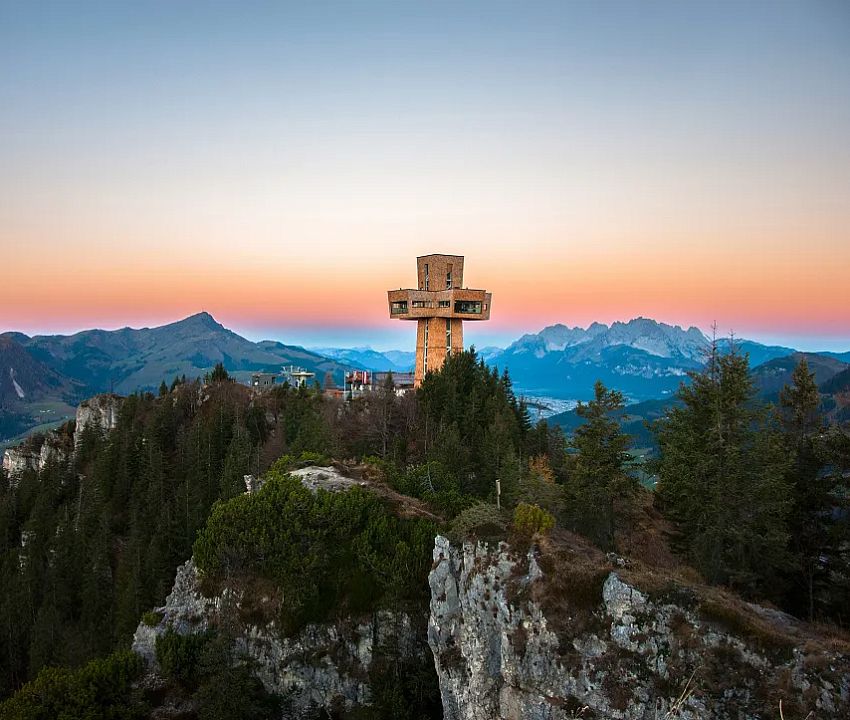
428,535 -> 850,720
74,393 -> 124,446
2,429 -> 71,481
2,393 -> 122,481
131,464 -> 436,718
132,559 -> 419,717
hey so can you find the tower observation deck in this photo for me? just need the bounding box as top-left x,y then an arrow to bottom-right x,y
387,254 -> 492,387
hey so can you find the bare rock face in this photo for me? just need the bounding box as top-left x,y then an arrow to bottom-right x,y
2,431 -> 68,482
74,394 -> 124,447
288,465 -> 369,494
133,559 -> 417,717
2,447 -> 39,477
37,438 -> 66,470
428,535 -> 850,720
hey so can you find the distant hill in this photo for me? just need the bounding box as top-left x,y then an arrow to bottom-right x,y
750,352 -> 848,401
5,312 -> 351,396
821,351 -> 850,364
716,339 -> 798,368
382,349 -> 417,370
549,396 -> 677,451
549,351 -> 850,451
0,336 -> 80,407
310,347 -> 415,373
821,366 -> 850,395
0,336 -> 82,440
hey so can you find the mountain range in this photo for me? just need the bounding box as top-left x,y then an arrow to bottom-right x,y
549,350 -> 850,449
485,319 -> 850,402
487,318 -> 711,401
310,347 -> 415,373
2,312 -> 848,443
0,313 -> 351,441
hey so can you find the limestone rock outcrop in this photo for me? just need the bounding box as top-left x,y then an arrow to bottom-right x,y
2,431 -> 69,481
427,535 -> 850,720
2,447 -> 39,476
74,393 -> 124,447
132,559 -> 417,717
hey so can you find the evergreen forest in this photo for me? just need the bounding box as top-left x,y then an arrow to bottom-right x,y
1,347 -> 848,717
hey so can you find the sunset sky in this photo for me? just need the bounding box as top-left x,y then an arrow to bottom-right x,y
1,1 -> 849,351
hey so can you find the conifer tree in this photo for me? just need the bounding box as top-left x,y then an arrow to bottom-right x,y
654,341 -> 791,596
566,381 -> 635,550
779,357 -> 848,619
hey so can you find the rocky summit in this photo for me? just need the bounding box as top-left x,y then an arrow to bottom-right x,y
124,468 -> 850,720
428,535 -> 850,720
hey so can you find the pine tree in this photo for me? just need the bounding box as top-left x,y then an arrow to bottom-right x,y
654,341 -> 791,596
779,357 -> 847,619
566,381 -> 635,550
207,363 -> 229,384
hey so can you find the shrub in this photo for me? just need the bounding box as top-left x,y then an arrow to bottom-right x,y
193,471 -> 438,635
512,503 -> 555,537
156,629 -> 214,687
268,451 -> 331,474
383,461 -> 473,519
141,610 -> 163,627
449,502 -> 507,543
0,650 -> 146,719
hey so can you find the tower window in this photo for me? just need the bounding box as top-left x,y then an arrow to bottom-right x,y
423,321 -> 429,372
446,319 -> 452,355
446,263 -> 453,289
424,263 -> 429,291
454,300 -> 482,314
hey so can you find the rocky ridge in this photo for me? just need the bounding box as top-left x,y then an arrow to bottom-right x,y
132,464 -> 425,718
428,535 -> 850,720
74,393 -> 124,446
132,558 -> 417,717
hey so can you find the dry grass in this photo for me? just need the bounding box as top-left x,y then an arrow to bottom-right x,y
528,530 -> 612,648
615,489 -> 679,571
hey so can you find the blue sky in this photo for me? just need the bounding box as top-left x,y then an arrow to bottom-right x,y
2,1 -> 849,351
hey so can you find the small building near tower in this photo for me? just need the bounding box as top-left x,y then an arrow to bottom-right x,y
251,373 -> 277,390
374,371 -> 415,396
281,365 -> 316,388
387,254 -> 492,387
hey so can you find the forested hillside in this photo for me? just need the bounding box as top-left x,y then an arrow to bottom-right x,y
1,349 -> 849,717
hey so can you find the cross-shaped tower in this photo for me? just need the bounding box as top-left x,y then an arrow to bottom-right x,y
387,254 -> 492,386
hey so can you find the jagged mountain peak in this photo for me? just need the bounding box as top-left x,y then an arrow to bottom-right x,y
173,311 -> 225,330
508,322 -> 607,355
506,317 -> 708,360
597,318 -> 709,360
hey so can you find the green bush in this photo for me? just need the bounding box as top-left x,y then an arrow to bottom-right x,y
141,611 -> 163,627
268,451 -> 331,474
382,461 -> 474,519
0,650 -> 146,719
193,471 -> 438,635
156,629 -> 214,687
449,502 -> 507,543
512,502 -> 555,537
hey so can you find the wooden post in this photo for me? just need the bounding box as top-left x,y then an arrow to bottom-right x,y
496,477 -> 501,510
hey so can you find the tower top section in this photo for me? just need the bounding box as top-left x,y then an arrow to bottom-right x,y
415,254 -> 464,292
387,254 -> 491,322
387,254 -> 492,386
